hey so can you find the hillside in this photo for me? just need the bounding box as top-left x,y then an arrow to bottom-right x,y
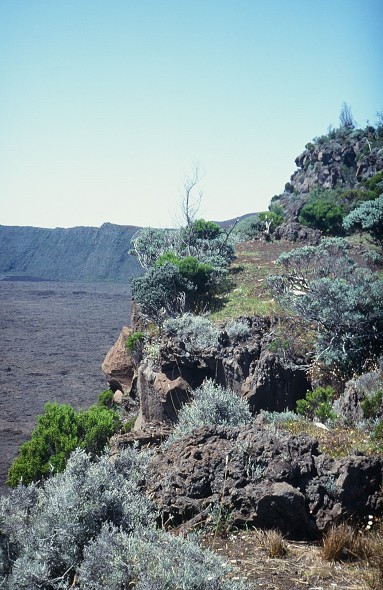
0,222 -> 143,282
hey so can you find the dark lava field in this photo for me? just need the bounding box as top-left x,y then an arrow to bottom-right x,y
0,280 -> 131,494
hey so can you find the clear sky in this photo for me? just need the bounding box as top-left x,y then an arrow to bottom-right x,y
0,0 -> 382,229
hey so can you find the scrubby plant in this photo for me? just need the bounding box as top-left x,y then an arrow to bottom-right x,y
192,218 -> 221,240
7,402 -> 120,486
98,388 -> 115,408
225,318 -> 251,342
131,262 -> 186,320
163,313 -> 219,352
268,238 -> 383,377
125,331 -> 145,352
258,210 -> 284,233
343,194 -> 383,248
296,386 -> 337,422
361,390 -> 383,420
167,380 -> 252,445
77,524 -> 245,590
299,198 -> 344,235
0,447 -> 154,588
0,447 -> 245,590
232,214 -> 262,242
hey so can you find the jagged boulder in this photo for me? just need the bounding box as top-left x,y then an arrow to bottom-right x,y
145,423 -> 383,539
101,326 -> 136,393
134,362 -> 191,426
273,222 -> 321,244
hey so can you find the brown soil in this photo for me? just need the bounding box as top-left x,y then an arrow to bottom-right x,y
201,529 -> 375,589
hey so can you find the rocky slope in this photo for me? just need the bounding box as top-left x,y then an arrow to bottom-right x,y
274,126 -> 383,222
0,222 -> 142,281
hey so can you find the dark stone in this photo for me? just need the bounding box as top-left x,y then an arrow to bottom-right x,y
145,424 -> 383,540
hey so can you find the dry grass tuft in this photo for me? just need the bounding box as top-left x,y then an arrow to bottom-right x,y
322,523 -> 373,562
254,528 -> 288,558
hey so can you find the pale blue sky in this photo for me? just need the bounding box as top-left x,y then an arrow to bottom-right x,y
0,0 -> 382,228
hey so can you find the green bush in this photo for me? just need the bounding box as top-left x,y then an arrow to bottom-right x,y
125,331 -> 145,352
7,402 -> 120,486
299,198 -> 344,235
361,390 -> 383,419
296,386 -> 336,422
98,388 -> 115,408
258,210 -> 284,232
192,218 -> 221,240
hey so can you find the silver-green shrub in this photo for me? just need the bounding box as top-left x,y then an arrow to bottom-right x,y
163,313 -> 219,352
225,319 -> 251,342
167,379 -> 252,445
0,447 -> 153,589
0,445 -> 247,589
78,524 -> 246,590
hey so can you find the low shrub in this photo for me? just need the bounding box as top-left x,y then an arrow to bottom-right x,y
7,402 -> 120,486
163,313 -> 219,352
361,390 -> 383,420
225,318 -> 251,342
167,379 -> 252,445
98,388 -> 115,408
125,331 -> 145,352
296,386 -> 337,422
0,447 -> 246,589
299,198 -> 344,235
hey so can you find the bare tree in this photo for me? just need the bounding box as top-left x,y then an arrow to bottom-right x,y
339,102 -> 355,129
181,163 -> 205,228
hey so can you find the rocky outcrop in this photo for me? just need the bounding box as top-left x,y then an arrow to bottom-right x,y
133,362 -> 191,427
273,222 -> 321,244
103,317 -> 311,428
274,128 -> 383,224
101,326 -> 136,393
334,364 -> 383,424
145,423 -> 383,539
290,132 -> 383,196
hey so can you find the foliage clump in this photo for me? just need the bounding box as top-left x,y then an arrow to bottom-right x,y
298,197 -> 344,235
296,386 -> 337,422
167,379 -> 252,445
163,313 -> 219,352
131,217 -> 235,321
0,447 -> 245,589
7,402 -> 120,487
268,238 -> 383,377
343,194 -> 383,248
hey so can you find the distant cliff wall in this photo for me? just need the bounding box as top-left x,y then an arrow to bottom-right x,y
0,222 -> 143,281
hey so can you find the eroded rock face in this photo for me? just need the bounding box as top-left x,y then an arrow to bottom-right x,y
334,366 -> 383,424
101,326 -> 136,393
145,424 -> 383,539
273,222 -> 321,245
103,317 -> 311,427
134,362 -> 191,425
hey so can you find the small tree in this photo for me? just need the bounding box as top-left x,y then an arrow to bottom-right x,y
339,102 -> 355,129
